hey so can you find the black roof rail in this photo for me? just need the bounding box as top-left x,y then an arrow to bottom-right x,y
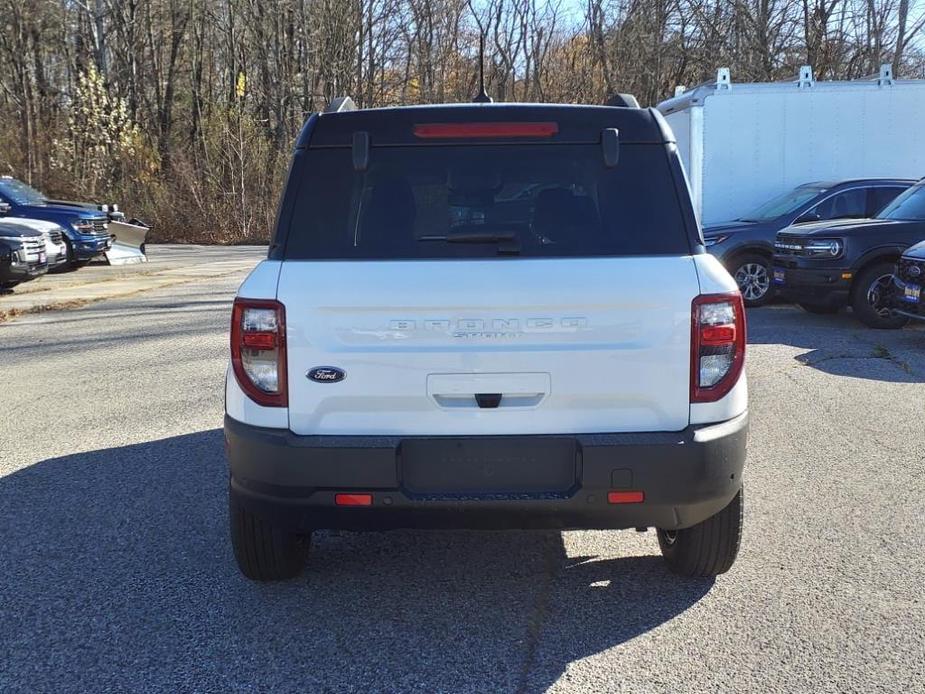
325,96 -> 357,113
606,93 -> 641,108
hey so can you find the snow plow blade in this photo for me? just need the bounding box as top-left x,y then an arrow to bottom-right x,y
105,220 -> 149,265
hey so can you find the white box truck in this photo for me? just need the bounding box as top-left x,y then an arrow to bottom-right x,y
657,65 -> 925,226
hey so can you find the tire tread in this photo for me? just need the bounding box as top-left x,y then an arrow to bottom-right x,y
658,488 -> 743,577
229,489 -> 307,581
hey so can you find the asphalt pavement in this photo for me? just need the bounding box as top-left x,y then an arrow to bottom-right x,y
1,248 -> 923,693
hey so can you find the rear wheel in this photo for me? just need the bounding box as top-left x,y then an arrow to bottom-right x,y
852,261 -> 909,329
657,488 -> 743,577
798,302 -> 839,315
229,488 -> 309,581
730,254 -> 773,307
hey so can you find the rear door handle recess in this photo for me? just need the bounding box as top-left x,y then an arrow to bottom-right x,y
428,373 -> 550,409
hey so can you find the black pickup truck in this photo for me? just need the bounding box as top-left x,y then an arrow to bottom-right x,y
773,180 -> 925,329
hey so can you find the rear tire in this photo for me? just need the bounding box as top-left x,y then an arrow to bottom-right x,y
730,254 -> 773,307
229,488 -> 309,581
851,261 -> 909,330
798,302 -> 839,315
657,488 -> 743,577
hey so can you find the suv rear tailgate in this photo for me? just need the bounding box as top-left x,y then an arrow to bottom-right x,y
279,256 -> 697,436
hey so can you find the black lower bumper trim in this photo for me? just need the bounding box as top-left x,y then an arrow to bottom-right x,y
773,263 -> 852,306
225,413 -> 748,532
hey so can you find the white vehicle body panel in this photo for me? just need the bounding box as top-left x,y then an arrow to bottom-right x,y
225,366 -> 288,428
276,257 -> 703,436
658,75 -> 925,225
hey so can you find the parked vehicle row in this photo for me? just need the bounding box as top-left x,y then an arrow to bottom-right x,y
772,179 -> 925,328
0,176 -> 123,290
701,177 -> 925,330
703,179 -> 913,307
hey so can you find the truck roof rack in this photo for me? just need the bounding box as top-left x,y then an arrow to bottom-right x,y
852,64 -> 895,86
325,96 -> 357,113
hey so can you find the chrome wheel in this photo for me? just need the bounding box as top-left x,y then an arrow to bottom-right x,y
662,530 -> 678,546
734,262 -> 770,302
866,273 -> 895,318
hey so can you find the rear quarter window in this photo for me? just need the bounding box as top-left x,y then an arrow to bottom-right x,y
283,143 -> 691,259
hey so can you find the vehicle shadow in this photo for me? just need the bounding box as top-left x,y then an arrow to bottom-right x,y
746,305 -> 925,383
0,430 -> 712,692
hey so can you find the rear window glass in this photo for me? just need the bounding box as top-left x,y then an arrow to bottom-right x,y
283,143 -> 690,259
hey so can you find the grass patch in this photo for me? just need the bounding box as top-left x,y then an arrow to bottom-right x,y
0,299 -> 92,324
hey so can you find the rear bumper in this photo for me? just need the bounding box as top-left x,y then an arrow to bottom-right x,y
773,261 -> 851,306
225,412 -> 748,531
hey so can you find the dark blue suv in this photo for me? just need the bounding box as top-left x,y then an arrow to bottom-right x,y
0,176 -> 111,268
704,179 -> 913,307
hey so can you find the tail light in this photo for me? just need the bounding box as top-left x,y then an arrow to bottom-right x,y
230,298 -> 287,407
691,293 -> 746,403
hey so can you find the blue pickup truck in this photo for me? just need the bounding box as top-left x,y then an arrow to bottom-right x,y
0,176 -> 112,268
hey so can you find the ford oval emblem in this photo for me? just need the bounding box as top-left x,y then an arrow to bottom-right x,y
307,367 -> 346,383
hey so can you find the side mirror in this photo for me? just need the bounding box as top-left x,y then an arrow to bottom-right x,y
0,202 -> 9,215
796,211 -> 821,224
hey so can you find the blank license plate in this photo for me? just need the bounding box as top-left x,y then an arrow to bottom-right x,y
400,437 -> 578,497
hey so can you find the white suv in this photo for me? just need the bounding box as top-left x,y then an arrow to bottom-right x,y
225,100 -> 748,581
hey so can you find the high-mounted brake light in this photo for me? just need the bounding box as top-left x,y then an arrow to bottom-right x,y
691,293 -> 746,403
413,122 -> 559,139
230,298 -> 287,407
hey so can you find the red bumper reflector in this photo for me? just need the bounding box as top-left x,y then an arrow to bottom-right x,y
413,122 -> 559,139
335,493 -> 373,507
608,490 -> 645,504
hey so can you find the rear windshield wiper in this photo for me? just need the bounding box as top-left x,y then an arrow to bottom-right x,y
447,231 -> 516,244
419,228 -> 521,254
421,223 -> 525,242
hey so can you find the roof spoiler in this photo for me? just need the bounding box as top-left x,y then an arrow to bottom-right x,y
325,96 -> 357,113
606,93 -> 640,108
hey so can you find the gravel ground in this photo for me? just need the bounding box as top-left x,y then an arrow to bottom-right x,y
0,253 -> 923,693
